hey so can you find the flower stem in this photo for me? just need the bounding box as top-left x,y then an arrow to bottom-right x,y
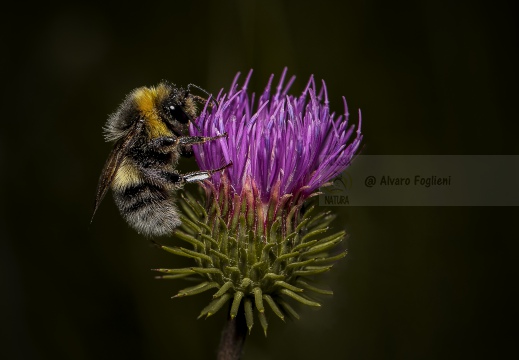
217,305 -> 247,360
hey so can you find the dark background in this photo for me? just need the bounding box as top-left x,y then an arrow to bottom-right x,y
2,1 -> 518,359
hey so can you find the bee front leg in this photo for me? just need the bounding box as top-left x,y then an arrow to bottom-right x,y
149,136 -> 177,152
150,133 -> 227,155
177,133 -> 227,146
178,133 -> 228,158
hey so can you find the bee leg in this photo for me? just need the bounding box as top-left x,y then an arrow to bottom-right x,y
149,133 -> 227,154
179,162 -> 233,184
178,133 -> 228,158
146,162 -> 232,188
177,133 -> 228,146
149,136 -> 177,152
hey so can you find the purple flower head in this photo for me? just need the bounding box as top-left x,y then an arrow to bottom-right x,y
162,69 -> 363,331
192,68 -> 362,203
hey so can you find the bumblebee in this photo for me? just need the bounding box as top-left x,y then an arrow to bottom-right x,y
92,82 -> 230,236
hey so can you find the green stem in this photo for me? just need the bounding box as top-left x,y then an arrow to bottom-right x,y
217,306 -> 247,360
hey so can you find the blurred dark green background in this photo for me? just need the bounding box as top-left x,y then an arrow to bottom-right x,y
2,1 -> 518,359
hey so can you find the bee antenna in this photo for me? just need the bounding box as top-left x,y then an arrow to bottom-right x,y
188,83 -> 220,108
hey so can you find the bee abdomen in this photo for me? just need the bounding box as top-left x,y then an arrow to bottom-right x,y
113,182 -> 181,237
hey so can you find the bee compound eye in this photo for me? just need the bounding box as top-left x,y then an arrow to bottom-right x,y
167,104 -> 190,124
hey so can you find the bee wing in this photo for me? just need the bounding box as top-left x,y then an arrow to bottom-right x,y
91,120 -> 144,222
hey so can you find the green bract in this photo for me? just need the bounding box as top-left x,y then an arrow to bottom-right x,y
155,177 -> 346,335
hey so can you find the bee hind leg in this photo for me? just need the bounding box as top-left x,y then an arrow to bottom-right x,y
180,162 -> 233,184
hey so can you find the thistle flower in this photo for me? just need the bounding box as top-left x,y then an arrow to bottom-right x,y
154,69 -> 362,336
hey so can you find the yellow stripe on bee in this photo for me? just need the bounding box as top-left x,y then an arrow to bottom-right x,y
133,84 -> 172,139
112,158 -> 142,191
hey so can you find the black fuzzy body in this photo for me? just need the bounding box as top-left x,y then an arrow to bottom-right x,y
113,137 -> 183,237
94,82 -> 198,237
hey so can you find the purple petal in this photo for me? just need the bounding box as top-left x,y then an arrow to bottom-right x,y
191,70 -> 362,203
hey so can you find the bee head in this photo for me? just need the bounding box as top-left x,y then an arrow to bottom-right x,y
103,83 -> 207,143
160,84 -> 199,136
